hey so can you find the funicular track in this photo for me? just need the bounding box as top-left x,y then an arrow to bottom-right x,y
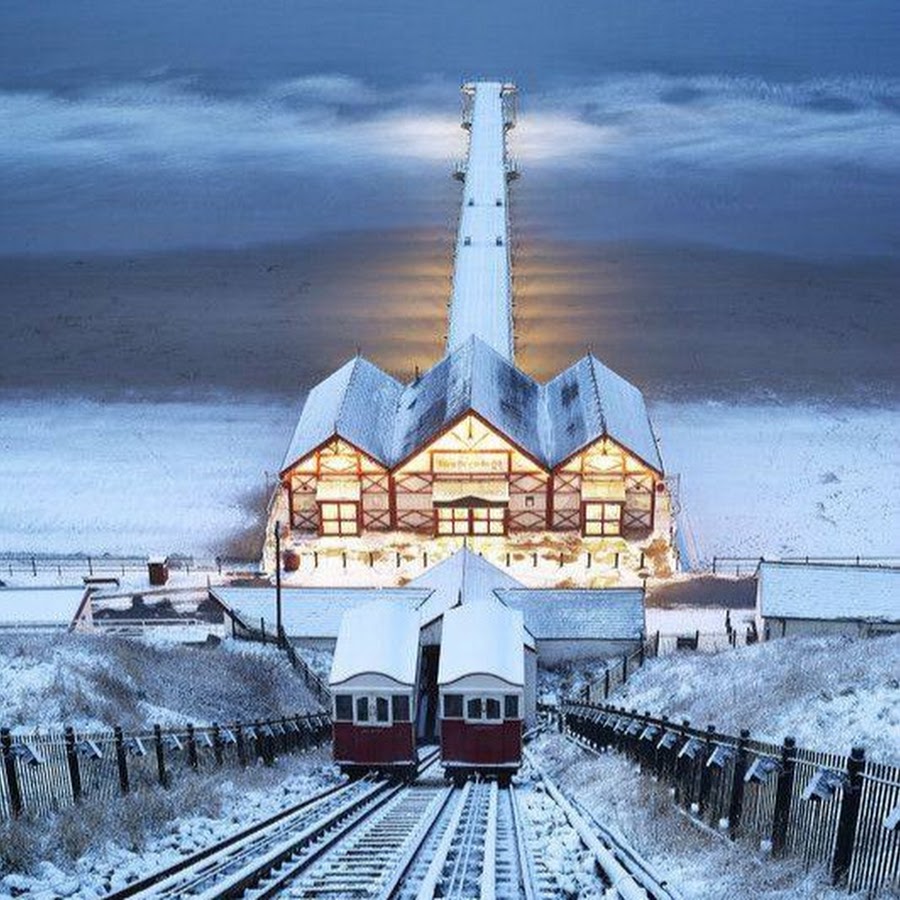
105,743 -> 677,900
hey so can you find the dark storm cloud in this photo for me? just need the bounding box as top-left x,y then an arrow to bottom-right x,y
1,74 -> 899,256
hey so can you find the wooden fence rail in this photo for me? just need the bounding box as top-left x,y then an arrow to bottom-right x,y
561,702 -> 900,895
0,712 -> 330,824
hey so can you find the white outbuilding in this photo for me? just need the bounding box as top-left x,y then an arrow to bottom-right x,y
756,562 -> 900,639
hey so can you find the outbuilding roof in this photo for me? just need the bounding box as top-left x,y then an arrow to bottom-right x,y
496,588 -> 645,640
330,601 -> 421,686
756,563 -> 900,622
409,547 -> 522,628
211,587 -> 429,639
438,601 -> 526,687
0,587 -> 87,630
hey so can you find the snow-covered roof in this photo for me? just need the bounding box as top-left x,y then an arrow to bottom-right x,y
330,601 -> 421,686
447,81 -> 514,362
392,337 -> 543,465
757,563 -> 900,622
544,355 -> 663,472
410,548 -> 522,627
281,356 -> 404,471
438,601 -> 525,687
212,587 -> 429,639
0,587 -> 87,629
496,588 -> 645,640
281,343 -> 661,475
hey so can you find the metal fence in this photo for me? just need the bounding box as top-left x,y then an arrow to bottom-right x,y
0,552 -> 261,580
709,556 -> 900,577
0,713 -> 330,824
562,703 -> 900,895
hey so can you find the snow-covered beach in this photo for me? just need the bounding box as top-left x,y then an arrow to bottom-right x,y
1,395 -> 895,560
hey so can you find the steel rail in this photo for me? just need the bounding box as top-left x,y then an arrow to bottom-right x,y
247,781 -> 447,899
102,777 -> 362,899
524,746 -> 680,900
105,750 -> 440,900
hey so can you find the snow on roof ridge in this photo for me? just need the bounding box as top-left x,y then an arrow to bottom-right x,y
585,353 -> 608,436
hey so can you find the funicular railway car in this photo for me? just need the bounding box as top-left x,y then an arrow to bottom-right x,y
437,602 -> 527,785
329,601 -> 421,779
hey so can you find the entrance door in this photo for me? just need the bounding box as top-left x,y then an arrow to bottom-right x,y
319,502 -> 360,536
583,501 -> 622,536
435,506 -> 506,536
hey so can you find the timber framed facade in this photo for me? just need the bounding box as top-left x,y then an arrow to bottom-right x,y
280,410 -> 665,541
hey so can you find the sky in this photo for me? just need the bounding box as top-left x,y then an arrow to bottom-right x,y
1,0 -> 899,258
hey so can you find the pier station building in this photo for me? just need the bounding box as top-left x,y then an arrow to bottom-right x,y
270,82 -> 673,578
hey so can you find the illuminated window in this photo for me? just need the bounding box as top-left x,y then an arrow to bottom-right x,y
436,506 -> 505,536
319,502 -> 359,536
583,502 -> 622,536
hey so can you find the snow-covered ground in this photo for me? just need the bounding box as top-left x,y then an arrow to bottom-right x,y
0,397 -> 285,556
0,634 -> 321,731
609,634 -> 900,761
0,748 -> 338,897
532,732 -> 854,900
0,396 -> 896,562
654,401 -> 900,562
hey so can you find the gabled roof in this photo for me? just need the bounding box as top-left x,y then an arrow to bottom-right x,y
409,547 -> 522,627
544,354 -> 662,472
757,563 -> 900,622
496,587 -> 645,640
392,336 -> 543,465
280,356 -> 404,472
330,601 -> 420,686
280,346 -> 662,476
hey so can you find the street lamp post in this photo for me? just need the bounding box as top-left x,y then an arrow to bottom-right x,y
274,521 -> 282,639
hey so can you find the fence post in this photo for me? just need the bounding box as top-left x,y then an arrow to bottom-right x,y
236,723 -> 247,767
728,729 -> 750,838
638,641 -> 645,668
654,630 -> 661,657
655,715 -> 668,779
621,653 -> 628,683
154,724 -> 168,788
64,726 -> 82,802
114,726 -> 130,795
212,723 -> 224,766
696,723 -> 716,817
674,720 -> 691,807
771,736 -> 797,857
603,667 -> 610,700
186,724 -> 198,771
1,727 -> 23,817
831,747 -> 866,886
